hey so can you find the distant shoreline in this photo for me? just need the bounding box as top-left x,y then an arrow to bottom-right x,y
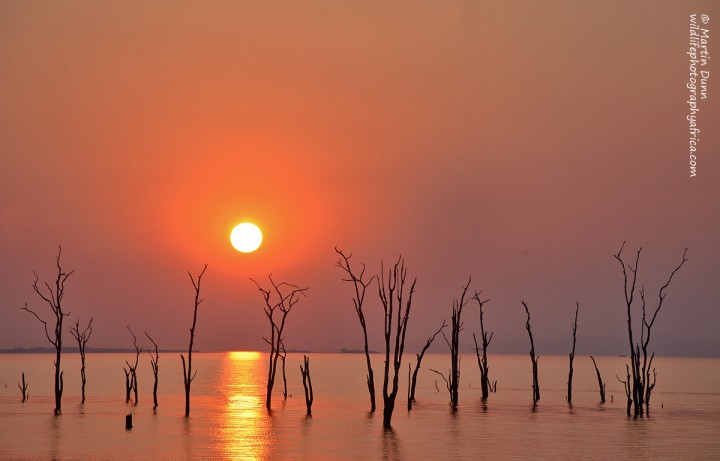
0,347 -> 195,354
2,347 -> 716,358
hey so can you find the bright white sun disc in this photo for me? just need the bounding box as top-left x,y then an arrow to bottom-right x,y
230,223 -> 263,253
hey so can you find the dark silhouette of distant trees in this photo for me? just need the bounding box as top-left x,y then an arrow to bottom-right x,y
18,372 -> 28,402
70,317 -> 93,403
145,331 -> 160,409
378,256 -> 416,429
252,274 -> 309,411
614,242 -> 688,416
124,326 -> 142,405
300,355 -> 314,416
471,291 -> 493,399
590,356 -> 606,403
567,303 -> 579,404
522,301 -> 540,406
409,320 -> 446,408
21,246 -> 73,415
182,264 -> 207,417
335,248 -> 377,413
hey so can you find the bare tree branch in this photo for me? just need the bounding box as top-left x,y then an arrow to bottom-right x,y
252,274 -> 309,411
335,247 -> 378,412
21,246 -> 72,415
183,264 -> 208,416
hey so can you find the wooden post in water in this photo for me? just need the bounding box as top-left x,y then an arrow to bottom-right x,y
125,413 -> 133,429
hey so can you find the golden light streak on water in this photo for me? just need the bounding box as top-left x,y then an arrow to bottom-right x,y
218,351 -> 271,460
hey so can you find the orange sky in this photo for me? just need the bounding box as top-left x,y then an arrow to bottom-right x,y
1,0 -> 719,356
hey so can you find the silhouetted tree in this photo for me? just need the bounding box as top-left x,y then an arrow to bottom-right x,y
614,242 -> 688,416
471,291 -> 493,399
590,356 -> 606,403
252,274 -> 309,411
123,368 -> 131,402
21,246 -> 73,415
70,317 -> 93,403
567,303 -> 579,403
145,331 -> 159,408
407,362 -> 412,410
335,248 -> 377,412
300,355 -> 314,416
409,320 -> 447,407
124,326 -> 142,405
617,364 -> 632,415
279,341 -> 288,401
18,372 -> 28,402
441,278 -> 471,411
378,256 -> 416,429
522,301 -> 540,406
182,264 -> 207,417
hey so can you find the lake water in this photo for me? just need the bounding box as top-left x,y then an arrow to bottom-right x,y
1,352 -> 719,460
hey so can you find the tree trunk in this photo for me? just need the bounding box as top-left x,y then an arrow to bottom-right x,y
590,356 -> 606,403
300,355 -> 313,416
18,372 -> 29,402
145,331 -> 160,409
80,365 -> 86,403
446,279 -> 471,411
382,397 -> 395,429
378,256 -> 415,429
409,321 -> 446,406
522,301 -> 540,405
124,369 -> 131,402
567,302 -> 579,403
183,264 -> 207,416
54,341 -> 62,414
21,247 -> 73,416
252,275 -> 308,412
614,243 -> 687,416
335,248 -> 377,413
472,292 -> 493,400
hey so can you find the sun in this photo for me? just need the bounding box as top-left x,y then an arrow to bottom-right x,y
230,223 -> 263,253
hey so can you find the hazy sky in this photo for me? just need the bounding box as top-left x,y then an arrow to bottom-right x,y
1,1 -> 718,357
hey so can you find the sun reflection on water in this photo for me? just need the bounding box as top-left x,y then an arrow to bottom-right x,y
217,351 -> 272,460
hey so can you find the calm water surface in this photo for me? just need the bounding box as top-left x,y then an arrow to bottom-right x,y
1,352 -> 719,460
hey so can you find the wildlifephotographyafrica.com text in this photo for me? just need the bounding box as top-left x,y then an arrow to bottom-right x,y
687,13 -> 711,178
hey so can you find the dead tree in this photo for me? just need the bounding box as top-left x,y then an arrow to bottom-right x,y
522,301 -> 540,405
182,264 -> 207,417
300,355 -> 314,416
279,341 -> 288,401
590,356 -> 606,403
440,278 -> 471,411
123,368 -> 131,402
409,320 -> 447,405
18,372 -> 29,402
471,291 -> 493,399
21,246 -> 73,415
145,331 -> 160,408
614,243 -> 688,416
125,326 -> 142,405
617,364 -> 632,415
251,275 -> 309,411
70,317 -> 93,403
567,303 -> 579,403
378,256 -> 416,429
335,248 -> 377,412
407,363 -> 412,410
